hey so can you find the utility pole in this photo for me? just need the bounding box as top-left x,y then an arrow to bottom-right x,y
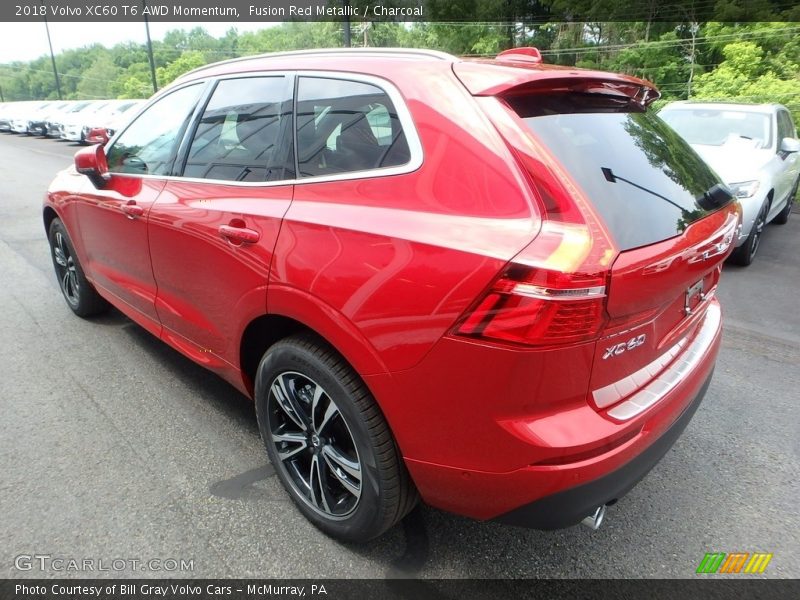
0,84 -> 5,102
342,0 -> 351,47
687,21 -> 698,99
41,0 -> 62,100
143,0 -> 158,94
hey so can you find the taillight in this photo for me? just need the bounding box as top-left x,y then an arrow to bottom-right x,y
456,97 -> 622,347
455,222 -> 609,346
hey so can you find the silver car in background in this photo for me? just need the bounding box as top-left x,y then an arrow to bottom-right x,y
660,102 -> 800,265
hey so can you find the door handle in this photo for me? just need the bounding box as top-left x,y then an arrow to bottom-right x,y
219,224 -> 260,244
120,202 -> 144,219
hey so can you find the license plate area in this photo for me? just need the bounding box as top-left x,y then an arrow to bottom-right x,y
684,278 -> 705,317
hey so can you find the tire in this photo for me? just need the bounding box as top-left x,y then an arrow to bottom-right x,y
729,201 -> 769,266
774,178 -> 798,225
48,218 -> 109,317
254,333 -> 418,542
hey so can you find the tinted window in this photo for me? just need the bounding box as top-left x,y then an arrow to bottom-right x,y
107,84 -> 202,176
509,93 -> 725,251
183,77 -> 289,182
296,77 -> 410,178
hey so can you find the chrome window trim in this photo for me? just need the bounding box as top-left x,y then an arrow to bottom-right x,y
598,301 -> 721,421
104,71 -> 423,188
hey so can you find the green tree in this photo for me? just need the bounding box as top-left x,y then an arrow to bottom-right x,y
693,40 -> 800,122
76,53 -> 120,99
156,51 -> 207,87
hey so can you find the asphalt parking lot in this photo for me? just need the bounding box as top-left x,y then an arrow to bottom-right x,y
0,131 -> 798,579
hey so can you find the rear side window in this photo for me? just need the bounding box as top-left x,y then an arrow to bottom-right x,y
508,93 -> 725,251
295,77 -> 410,178
183,77 -> 289,182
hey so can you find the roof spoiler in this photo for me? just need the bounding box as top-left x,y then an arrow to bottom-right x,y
496,47 -> 543,65
454,51 -> 661,107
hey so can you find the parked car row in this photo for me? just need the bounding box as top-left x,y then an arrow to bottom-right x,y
0,98 -> 144,143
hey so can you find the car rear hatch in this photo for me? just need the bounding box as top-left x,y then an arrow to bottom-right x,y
455,56 -> 739,418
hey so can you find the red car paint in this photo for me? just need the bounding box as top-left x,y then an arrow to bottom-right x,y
44,49 -> 737,526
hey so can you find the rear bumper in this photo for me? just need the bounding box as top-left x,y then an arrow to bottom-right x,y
379,299 -> 722,525
494,369 -> 711,528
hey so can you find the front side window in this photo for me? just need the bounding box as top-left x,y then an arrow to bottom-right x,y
183,77 -> 289,182
106,84 -> 202,176
296,76 -> 410,178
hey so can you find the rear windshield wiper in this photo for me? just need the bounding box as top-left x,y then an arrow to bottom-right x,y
601,167 -> 689,214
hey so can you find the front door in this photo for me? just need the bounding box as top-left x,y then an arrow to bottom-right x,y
75,83 -> 206,327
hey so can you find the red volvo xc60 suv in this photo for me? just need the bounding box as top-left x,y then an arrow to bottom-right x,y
44,48 -> 739,542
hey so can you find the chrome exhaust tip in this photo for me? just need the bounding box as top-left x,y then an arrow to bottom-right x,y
581,505 -> 607,530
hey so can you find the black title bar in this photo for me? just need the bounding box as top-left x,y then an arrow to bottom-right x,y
2,579 -> 800,600
2,0 -> 799,22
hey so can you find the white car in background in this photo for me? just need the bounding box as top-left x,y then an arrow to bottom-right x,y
660,102 -> 800,265
49,100 -> 95,139
10,101 -> 50,133
83,99 -> 145,143
61,100 -> 111,142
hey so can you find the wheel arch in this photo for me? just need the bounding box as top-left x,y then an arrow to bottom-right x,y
239,287 -> 389,397
43,205 -> 59,235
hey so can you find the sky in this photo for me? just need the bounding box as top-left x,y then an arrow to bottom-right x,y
0,21 -> 275,64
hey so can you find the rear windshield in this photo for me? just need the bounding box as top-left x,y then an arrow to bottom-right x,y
508,93 -> 726,251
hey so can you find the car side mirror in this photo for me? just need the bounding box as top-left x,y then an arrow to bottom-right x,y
85,126 -> 109,146
75,144 -> 110,189
779,137 -> 800,153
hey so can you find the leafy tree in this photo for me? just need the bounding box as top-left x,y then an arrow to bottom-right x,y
77,53 -> 120,99
156,51 -> 207,87
693,40 -> 800,123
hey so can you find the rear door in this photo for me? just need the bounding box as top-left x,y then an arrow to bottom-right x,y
148,74 -> 295,368
503,90 -> 738,410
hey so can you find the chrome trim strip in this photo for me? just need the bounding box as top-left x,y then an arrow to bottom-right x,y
510,283 -> 606,300
595,302 -> 721,420
103,71 -> 423,189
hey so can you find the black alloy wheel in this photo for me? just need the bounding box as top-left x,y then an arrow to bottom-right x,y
48,218 -> 108,317
255,334 -> 417,542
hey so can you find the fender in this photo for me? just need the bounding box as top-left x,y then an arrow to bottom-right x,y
43,173 -> 92,280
